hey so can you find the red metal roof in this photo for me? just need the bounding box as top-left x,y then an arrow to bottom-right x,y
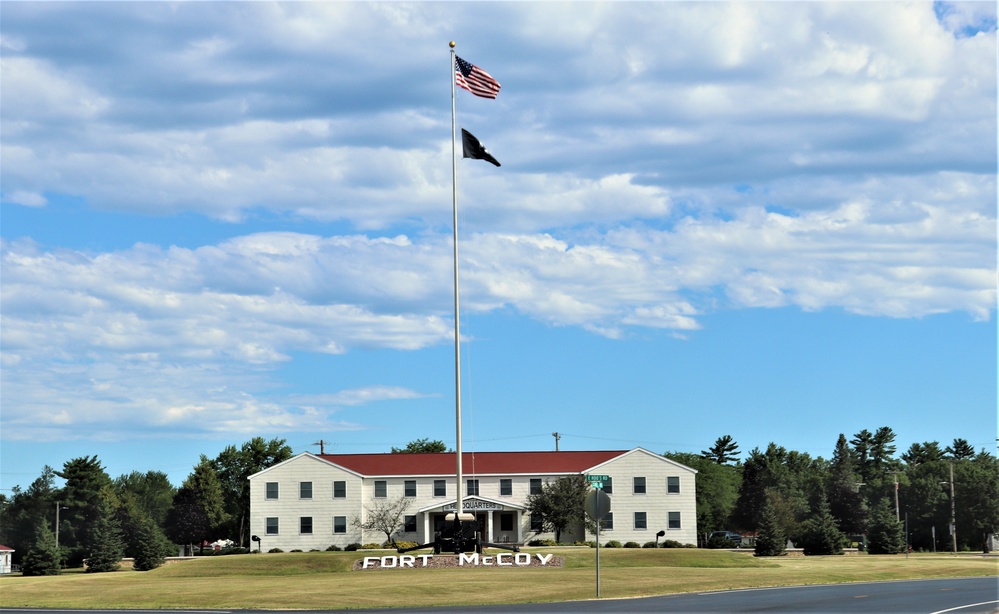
317,450 -> 627,477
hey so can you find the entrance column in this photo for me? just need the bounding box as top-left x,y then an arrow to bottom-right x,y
422,512 -> 431,544
516,511 -> 523,544
487,511 -> 494,542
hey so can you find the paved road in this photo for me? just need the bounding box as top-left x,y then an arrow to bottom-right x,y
2,577 -> 996,613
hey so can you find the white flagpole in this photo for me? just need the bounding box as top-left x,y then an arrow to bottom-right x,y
449,41 -> 464,519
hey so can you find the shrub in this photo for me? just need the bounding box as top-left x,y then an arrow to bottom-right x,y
268,548 -> 284,553
361,543 -> 382,550
325,544 -> 342,552
707,535 -> 737,549
604,540 -> 622,548
642,541 -> 658,548
344,543 -> 362,551
624,541 -> 641,548
660,539 -> 686,548
290,549 -> 303,553
394,540 -> 418,550
527,539 -> 558,547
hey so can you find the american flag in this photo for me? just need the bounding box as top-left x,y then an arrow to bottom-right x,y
455,56 -> 501,99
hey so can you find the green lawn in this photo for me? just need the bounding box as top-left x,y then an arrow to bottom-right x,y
1,548 -> 996,610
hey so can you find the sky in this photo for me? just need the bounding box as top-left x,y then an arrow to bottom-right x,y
1,2 -> 996,493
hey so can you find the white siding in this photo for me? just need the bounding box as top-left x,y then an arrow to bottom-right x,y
248,449 -> 697,551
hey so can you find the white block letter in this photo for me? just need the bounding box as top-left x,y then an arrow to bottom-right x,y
536,553 -> 553,566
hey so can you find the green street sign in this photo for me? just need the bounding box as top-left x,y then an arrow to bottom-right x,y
586,474 -> 610,482
592,482 -> 603,489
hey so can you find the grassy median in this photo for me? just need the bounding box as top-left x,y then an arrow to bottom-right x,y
1,548 -> 996,610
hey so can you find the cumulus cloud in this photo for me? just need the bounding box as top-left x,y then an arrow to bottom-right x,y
0,2 -> 995,440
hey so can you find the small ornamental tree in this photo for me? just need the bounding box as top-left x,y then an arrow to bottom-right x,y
754,493 -> 786,557
798,496 -> 845,555
21,519 -> 61,576
867,498 -> 905,555
353,496 -> 412,547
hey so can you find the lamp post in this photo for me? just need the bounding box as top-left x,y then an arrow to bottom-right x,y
940,461 -> 957,553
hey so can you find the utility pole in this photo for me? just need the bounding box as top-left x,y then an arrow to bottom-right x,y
947,460 -> 957,553
54,503 -> 68,552
313,440 -> 330,455
893,471 -> 900,521
552,432 -> 561,452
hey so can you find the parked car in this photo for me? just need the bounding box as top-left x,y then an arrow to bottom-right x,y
709,531 -> 743,547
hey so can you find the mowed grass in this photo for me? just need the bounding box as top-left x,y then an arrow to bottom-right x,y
1,548 -> 996,610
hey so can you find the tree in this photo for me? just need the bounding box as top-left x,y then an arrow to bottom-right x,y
164,486 -> 210,553
956,451 -> 999,551
732,443 -> 812,537
900,441 -> 944,466
213,437 -> 292,546
525,475 -> 589,543
867,498 -> 905,554
753,492 -> 786,557
21,519 -> 61,576
132,513 -> 169,571
665,451 -> 740,534
826,434 -> 866,535
85,487 -> 125,573
354,497 -> 412,546
798,495 -> 845,555
391,438 -> 450,454
116,490 -> 173,565
0,466 -> 58,568
701,435 -> 741,465
56,456 -> 113,561
945,438 -> 975,460
113,470 -> 176,529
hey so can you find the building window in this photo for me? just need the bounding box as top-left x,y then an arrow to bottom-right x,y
300,481 -> 313,499
300,517 -> 313,534
374,480 -> 387,498
434,479 -> 446,497
530,478 -> 542,495
633,477 -> 646,494
333,480 -> 346,498
602,477 -> 613,494
668,511 -> 681,530
634,512 -> 647,530
404,515 -> 417,533
266,482 -> 279,499
500,478 -> 512,496
466,479 -> 479,496
601,512 -> 614,531
500,513 -> 514,532
333,516 -> 347,534
667,476 -> 680,494
405,480 -> 417,497
266,517 -> 279,535
530,514 -> 543,532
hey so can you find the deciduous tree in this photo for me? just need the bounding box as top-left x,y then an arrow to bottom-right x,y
525,475 -> 589,543
353,496 -> 412,546
391,438 -> 450,454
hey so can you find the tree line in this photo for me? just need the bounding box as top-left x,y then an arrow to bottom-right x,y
0,437 -> 292,574
666,428 -> 999,554
2,429 -> 996,573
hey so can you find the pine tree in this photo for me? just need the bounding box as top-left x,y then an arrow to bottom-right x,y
21,519 -> 61,576
85,488 -> 125,573
753,492 -> 786,557
132,514 -> 169,571
867,498 -> 905,555
701,435 -> 741,465
798,495 -> 845,555
826,434 -> 866,535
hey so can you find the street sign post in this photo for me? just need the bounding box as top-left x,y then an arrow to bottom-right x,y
584,488 -> 612,598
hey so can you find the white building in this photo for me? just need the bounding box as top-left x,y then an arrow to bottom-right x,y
248,448 -> 697,551
0,544 -> 13,574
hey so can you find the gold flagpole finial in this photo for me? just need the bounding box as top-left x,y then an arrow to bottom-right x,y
449,41 -> 456,48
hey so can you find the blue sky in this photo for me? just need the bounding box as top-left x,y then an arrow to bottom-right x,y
1,2 -> 996,492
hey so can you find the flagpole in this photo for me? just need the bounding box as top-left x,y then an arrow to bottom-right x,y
449,40 -> 464,519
